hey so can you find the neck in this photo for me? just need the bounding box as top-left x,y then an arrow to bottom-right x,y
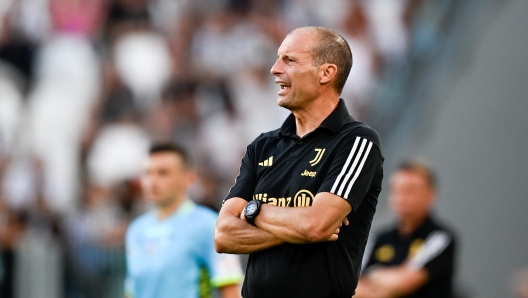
398,214 -> 428,237
157,195 -> 185,220
293,96 -> 339,137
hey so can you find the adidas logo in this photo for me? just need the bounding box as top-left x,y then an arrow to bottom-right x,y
259,156 -> 273,167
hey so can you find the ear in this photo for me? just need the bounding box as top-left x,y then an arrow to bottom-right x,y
425,188 -> 436,208
185,169 -> 197,186
319,63 -> 337,85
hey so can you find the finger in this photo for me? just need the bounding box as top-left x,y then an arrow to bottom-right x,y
327,234 -> 338,241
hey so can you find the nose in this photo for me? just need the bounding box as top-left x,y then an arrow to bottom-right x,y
270,59 -> 283,76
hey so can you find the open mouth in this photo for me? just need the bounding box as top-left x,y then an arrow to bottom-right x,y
277,82 -> 291,92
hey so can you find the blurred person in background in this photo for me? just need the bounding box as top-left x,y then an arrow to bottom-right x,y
125,142 -> 243,298
355,160 -> 456,298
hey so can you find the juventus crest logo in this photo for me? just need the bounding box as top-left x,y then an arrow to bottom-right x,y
309,148 -> 326,166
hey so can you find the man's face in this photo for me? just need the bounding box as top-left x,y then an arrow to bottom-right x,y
141,152 -> 191,207
389,170 -> 435,222
270,30 -> 322,110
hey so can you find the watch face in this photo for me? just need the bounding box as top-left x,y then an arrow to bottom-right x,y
246,202 -> 258,215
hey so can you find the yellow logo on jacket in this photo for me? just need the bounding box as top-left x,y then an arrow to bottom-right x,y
253,189 -> 315,207
259,156 -> 273,166
408,239 -> 424,258
375,244 -> 395,262
301,169 -> 317,177
309,148 -> 326,166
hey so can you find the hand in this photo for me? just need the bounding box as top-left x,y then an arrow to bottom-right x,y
239,206 -> 246,221
327,216 -> 349,241
327,227 -> 340,241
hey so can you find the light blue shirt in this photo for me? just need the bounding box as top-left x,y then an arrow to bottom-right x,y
125,200 -> 243,298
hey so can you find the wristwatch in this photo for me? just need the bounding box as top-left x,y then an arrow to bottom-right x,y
244,200 -> 263,226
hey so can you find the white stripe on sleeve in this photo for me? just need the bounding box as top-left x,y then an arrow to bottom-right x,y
344,141 -> 373,198
331,137 -> 373,198
330,137 -> 361,194
336,138 -> 367,196
408,231 -> 451,270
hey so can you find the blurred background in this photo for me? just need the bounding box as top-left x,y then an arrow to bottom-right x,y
0,0 -> 526,297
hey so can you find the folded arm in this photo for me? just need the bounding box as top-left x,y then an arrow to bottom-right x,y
354,266 -> 428,298
214,197 -> 284,254
254,192 -> 351,244
215,191 -> 351,253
